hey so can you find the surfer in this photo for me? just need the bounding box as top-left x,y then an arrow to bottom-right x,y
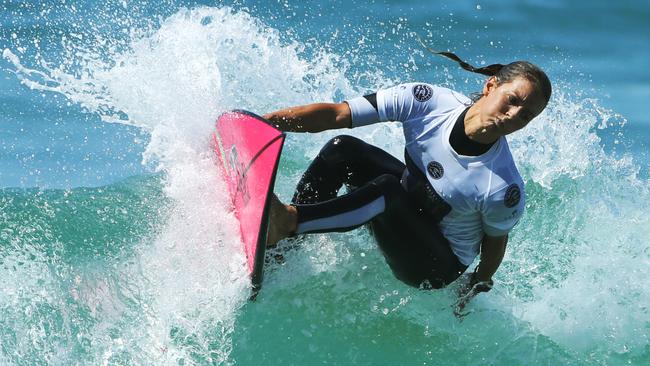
263,53 -> 551,313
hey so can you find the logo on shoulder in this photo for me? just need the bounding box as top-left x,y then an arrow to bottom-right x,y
427,161 -> 444,179
412,84 -> 433,102
504,184 -> 521,208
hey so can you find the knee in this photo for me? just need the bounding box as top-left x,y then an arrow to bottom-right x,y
319,135 -> 364,163
326,134 -> 363,148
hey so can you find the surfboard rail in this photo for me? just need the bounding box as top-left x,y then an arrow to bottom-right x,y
213,110 -> 285,296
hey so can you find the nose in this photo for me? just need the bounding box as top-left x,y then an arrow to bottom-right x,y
506,105 -> 523,119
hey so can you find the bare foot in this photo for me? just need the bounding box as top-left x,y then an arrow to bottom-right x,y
266,194 -> 298,248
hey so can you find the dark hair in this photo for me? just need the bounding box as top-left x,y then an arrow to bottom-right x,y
416,37 -> 552,104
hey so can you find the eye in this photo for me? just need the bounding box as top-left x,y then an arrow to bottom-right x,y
508,95 -> 520,105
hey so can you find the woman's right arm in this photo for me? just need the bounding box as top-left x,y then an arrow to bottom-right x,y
263,102 -> 352,133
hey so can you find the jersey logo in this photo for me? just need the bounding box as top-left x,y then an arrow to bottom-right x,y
427,161 -> 444,179
412,84 -> 433,102
504,184 -> 521,208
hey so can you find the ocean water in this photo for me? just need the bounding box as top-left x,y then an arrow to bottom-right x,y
1,0 -> 649,365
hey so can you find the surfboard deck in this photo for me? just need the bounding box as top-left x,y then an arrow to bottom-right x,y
213,110 -> 285,296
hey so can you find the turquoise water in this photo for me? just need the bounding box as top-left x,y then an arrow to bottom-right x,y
1,1 -> 649,364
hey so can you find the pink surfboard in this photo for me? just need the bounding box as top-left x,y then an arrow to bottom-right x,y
213,110 -> 285,294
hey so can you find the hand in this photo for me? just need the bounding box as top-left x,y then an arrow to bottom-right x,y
453,272 -> 493,319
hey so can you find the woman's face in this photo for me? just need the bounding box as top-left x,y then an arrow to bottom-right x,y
479,76 -> 547,137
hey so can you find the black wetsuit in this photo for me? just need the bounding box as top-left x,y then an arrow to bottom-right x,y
290,107 -> 485,288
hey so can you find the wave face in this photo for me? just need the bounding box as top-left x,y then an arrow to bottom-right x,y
2,2 -> 649,365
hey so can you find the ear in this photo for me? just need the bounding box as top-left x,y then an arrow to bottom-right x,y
482,76 -> 498,96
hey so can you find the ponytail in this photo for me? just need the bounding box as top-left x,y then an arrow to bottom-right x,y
415,35 -> 504,76
416,35 -> 552,103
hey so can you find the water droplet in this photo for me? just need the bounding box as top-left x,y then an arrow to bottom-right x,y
476,4 -> 482,10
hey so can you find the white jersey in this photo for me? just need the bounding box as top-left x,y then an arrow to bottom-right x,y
346,83 -> 525,265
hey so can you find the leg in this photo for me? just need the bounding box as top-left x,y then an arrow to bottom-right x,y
271,136 -> 465,288
292,135 -> 405,204
292,174 -> 466,288
368,177 -> 467,288
267,135 -> 402,247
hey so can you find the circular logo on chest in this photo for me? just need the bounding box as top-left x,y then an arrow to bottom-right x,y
412,84 -> 433,102
427,161 -> 444,179
504,184 -> 521,208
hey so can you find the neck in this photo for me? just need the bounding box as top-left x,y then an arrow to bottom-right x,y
465,100 -> 499,145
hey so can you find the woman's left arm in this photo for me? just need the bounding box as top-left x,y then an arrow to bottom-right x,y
475,234 -> 508,282
454,234 -> 507,317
